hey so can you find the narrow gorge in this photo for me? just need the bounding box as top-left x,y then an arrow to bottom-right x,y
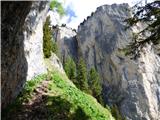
1,1 -> 160,120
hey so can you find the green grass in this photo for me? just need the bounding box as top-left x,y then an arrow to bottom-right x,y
2,74 -> 47,118
47,71 -> 115,120
2,70 -> 115,120
20,74 -> 47,101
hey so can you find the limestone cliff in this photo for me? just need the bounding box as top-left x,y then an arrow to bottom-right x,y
1,1 -> 49,109
52,25 -> 78,63
53,3 -> 160,120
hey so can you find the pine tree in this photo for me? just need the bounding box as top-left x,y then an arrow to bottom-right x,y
125,0 -> 160,59
76,58 -> 89,93
64,56 -> 76,82
111,105 -> 125,120
88,67 -> 103,104
43,16 -> 53,58
43,16 -> 58,58
52,39 -> 58,55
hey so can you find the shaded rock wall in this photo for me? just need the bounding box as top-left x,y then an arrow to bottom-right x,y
1,1 -> 49,109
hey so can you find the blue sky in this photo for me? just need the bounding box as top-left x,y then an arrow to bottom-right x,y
48,0 -> 153,29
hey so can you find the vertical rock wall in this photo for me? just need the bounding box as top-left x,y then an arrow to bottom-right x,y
52,26 -> 78,63
1,1 -> 49,109
23,1 -> 49,80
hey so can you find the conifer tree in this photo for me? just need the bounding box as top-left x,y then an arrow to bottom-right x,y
89,67 -> 103,103
111,105 -> 125,120
76,58 -> 89,93
43,16 -> 58,58
43,0 -> 65,58
43,16 -> 53,58
64,56 -> 76,82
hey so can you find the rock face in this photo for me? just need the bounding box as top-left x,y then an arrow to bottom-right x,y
77,4 -> 160,120
23,1 -> 49,80
52,26 -> 78,63
53,3 -> 160,120
1,1 -> 49,109
45,53 -> 65,74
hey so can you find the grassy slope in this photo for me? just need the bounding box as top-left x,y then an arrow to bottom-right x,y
45,57 -> 114,119
2,58 -> 115,120
47,71 -> 115,120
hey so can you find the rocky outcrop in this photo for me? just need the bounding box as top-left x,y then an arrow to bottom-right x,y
23,1 -> 49,80
1,1 -> 49,109
53,3 -> 160,120
45,53 -> 65,73
52,26 -> 78,63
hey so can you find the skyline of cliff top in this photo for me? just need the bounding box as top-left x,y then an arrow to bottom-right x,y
48,0 -> 153,29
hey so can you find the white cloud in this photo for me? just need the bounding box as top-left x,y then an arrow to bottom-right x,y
49,0 -> 153,29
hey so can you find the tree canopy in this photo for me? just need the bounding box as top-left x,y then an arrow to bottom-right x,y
89,68 -> 102,97
76,58 -> 89,93
50,0 -> 65,16
64,56 -> 76,82
43,16 -> 53,58
125,0 -> 160,59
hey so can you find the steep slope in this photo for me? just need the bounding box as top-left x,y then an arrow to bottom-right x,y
2,57 -> 115,120
53,3 -> 160,120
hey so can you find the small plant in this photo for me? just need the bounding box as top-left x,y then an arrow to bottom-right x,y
48,72 -> 115,120
2,74 -> 47,119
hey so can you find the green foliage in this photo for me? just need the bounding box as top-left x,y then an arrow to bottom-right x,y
76,58 -> 89,93
43,16 -> 53,58
43,0 -> 64,58
47,96 -> 90,120
2,70 -> 114,120
125,0 -> 160,59
50,0 -> 65,16
43,16 -> 58,58
63,58 -> 104,105
64,56 -> 76,82
48,71 -> 115,120
47,96 -> 73,120
2,74 -> 47,119
88,67 -> 102,103
111,105 -> 125,120
71,106 -> 91,120
52,40 -> 58,54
